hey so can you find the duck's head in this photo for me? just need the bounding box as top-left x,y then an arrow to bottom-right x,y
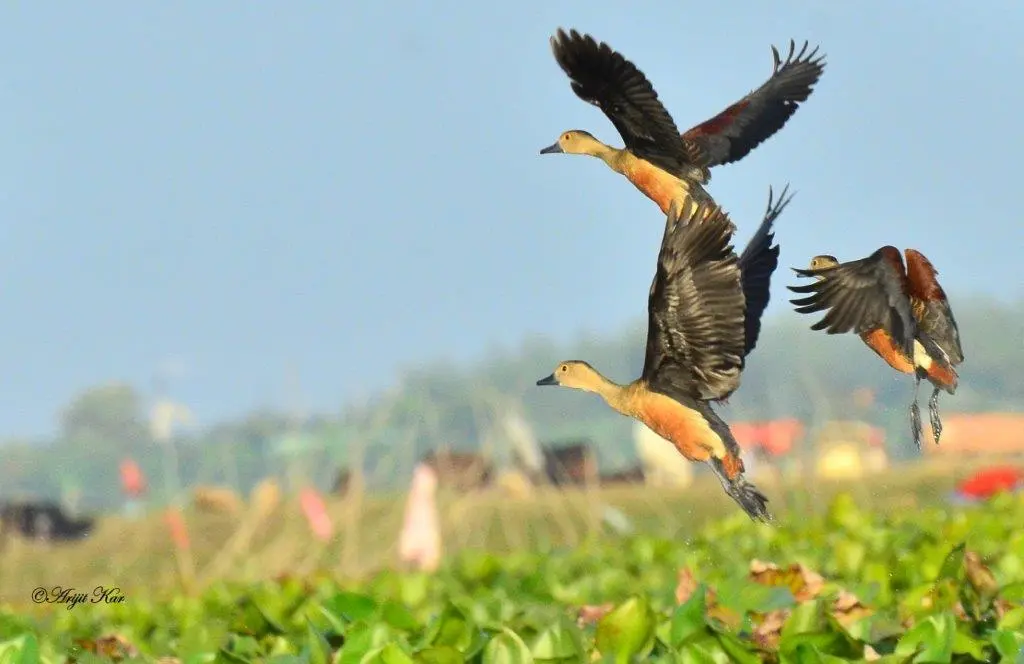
540,130 -> 603,156
536,360 -> 601,391
809,254 -> 839,270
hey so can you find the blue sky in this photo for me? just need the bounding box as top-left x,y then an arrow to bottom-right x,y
1,2 -> 1022,437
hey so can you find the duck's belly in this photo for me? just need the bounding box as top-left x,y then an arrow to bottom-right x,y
624,161 -> 695,217
860,328 -> 914,374
636,393 -> 723,463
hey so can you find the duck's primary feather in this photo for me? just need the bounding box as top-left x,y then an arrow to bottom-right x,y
788,246 -> 917,360
681,40 -> 826,168
737,184 -> 793,359
642,200 -> 746,402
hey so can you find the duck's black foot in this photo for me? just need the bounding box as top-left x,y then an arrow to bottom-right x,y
910,401 -> 923,450
928,389 -> 943,445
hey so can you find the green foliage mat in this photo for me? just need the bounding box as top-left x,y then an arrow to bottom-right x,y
2,493 -> 1023,663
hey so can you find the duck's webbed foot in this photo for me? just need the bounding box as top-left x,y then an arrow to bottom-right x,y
928,388 -> 943,445
910,401 -> 923,450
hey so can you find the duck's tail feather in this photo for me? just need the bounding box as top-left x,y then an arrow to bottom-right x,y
708,456 -> 773,523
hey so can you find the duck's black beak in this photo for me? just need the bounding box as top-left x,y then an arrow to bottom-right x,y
536,373 -> 558,386
539,142 -> 563,155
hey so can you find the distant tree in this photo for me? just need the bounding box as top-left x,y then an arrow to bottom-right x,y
58,382 -> 149,451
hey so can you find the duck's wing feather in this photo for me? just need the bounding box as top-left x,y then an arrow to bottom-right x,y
641,200 -> 746,402
737,184 -> 794,358
550,28 -> 699,175
788,246 -> 915,359
904,249 -> 964,365
681,40 -> 825,168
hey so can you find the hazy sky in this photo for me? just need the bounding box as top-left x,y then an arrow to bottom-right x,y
2,3 -> 1022,438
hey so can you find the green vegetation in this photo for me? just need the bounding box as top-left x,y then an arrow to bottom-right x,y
2,492 -> 1022,662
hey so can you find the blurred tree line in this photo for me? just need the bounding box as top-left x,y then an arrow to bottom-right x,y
1,296 -> 1021,512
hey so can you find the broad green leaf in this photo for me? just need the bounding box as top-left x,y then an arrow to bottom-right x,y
670,585 -> 708,646
950,630 -> 988,661
413,646 -> 464,664
482,628 -> 534,664
325,592 -> 378,623
306,618 -> 334,664
529,615 -> 584,661
423,606 -> 477,654
0,634 -> 40,664
989,629 -> 1024,660
381,601 -> 420,632
594,596 -> 656,662
894,612 -> 955,661
997,606 -> 1024,631
935,542 -> 966,582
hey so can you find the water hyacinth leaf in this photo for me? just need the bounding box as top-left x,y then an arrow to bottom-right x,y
413,646 -> 465,664
305,619 -> 333,664
0,634 -> 40,664
789,642 -> 852,664
529,615 -> 584,661
712,630 -> 760,664
893,612 -> 955,661
990,629 -> 1024,659
935,542 -> 966,582
594,596 -> 656,662
670,585 -> 709,646
380,602 -> 420,632
325,593 -> 378,623
997,606 -> 1024,631
423,606 -> 475,652
482,628 -> 534,664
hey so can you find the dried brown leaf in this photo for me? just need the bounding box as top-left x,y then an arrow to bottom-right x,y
577,602 -> 614,626
675,566 -> 698,605
749,559 -> 825,602
73,634 -> 139,662
750,608 -> 788,650
832,589 -> 873,625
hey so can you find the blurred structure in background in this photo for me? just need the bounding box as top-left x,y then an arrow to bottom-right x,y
922,413 -> 1024,458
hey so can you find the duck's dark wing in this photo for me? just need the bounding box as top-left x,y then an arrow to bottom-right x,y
904,249 -> 964,366
641,200 -> 746,402
681,41 -> 825,168
788,246 -> 915,358
550,28 -> 698,175
737,185 -> 793,359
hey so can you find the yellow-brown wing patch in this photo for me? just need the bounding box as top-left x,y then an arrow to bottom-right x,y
859,328 -> 914,375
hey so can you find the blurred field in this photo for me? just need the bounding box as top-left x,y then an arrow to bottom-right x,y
0,456 -> 1008,611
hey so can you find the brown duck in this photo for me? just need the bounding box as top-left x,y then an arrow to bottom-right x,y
536,186 -> 793,521
788,248 -> 964,448
540,28 -> 824,218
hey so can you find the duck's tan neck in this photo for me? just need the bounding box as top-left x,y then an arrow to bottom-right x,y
588,372 -> 635,415
589,143 -> 624,171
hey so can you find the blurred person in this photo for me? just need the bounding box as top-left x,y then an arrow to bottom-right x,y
398,462 -> 441,572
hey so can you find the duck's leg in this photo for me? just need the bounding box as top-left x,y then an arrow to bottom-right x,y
910,374 -> 923,450
928,387 -> 943,445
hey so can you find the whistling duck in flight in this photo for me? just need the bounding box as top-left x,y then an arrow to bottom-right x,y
788,248 -> 964,448
536,186 -> 793,521
540,28 -> 824,217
